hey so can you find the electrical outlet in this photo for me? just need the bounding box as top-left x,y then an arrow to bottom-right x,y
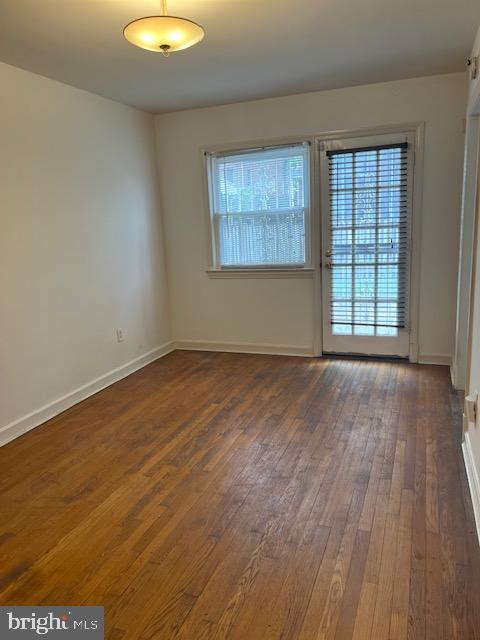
115,328 -> 125,343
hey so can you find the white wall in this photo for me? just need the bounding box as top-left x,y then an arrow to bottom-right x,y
0,62 -> 171,444
155,73 -> 466,360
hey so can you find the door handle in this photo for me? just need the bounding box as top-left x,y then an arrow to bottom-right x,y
325,249 -> 332,257
324,262 -> 332,269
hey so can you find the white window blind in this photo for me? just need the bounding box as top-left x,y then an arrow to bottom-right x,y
208,143 -> 310,267
327,142 -> 410,335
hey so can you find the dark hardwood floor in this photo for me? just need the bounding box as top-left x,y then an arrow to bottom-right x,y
1,351 -> 479,639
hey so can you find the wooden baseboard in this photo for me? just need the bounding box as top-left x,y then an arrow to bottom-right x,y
0,342 -> 175,447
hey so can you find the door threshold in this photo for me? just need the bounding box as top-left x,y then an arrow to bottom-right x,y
322,352 -> 409,363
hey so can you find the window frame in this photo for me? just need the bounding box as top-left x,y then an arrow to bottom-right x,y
203,138 -> 315,275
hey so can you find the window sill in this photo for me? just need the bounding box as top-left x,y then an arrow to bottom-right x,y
206,267 -> 315,279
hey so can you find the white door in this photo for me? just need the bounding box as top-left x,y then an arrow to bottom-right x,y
320,133 -> 414,357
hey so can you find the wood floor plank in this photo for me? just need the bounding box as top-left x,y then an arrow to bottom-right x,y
1,351 -> 479,640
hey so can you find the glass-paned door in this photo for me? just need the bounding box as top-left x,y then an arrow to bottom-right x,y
320,133 -> 413,357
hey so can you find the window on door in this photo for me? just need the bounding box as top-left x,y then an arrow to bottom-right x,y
205,143 -> 311,269
328,143 -> 409,336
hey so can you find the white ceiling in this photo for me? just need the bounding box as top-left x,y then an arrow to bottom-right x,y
0,0 -> 478,114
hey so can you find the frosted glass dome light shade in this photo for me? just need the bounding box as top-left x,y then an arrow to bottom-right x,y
123,2 -> 205,56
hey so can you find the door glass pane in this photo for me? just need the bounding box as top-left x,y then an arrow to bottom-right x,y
332,266 -> 352,299
355,266 -> 375,299
354,302 -> 375,336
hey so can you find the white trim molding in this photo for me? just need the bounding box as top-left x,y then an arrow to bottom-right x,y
462,431 -> 480,546
174,340 -> 313,357
206,268 -> 314,279
453,115 -> 480,393
0,342 -> 175,448
451,364 -> 459,389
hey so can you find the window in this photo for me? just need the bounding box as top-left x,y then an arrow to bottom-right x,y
326,142 -> 410,337
206,143 -> 311,269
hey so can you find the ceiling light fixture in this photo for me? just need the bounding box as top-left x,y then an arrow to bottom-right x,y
123,0 -> 205,57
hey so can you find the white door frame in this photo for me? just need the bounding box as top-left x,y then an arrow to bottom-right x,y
453,115 -> 480,390
459,70 -> 480,393
312,122 -> 425,361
